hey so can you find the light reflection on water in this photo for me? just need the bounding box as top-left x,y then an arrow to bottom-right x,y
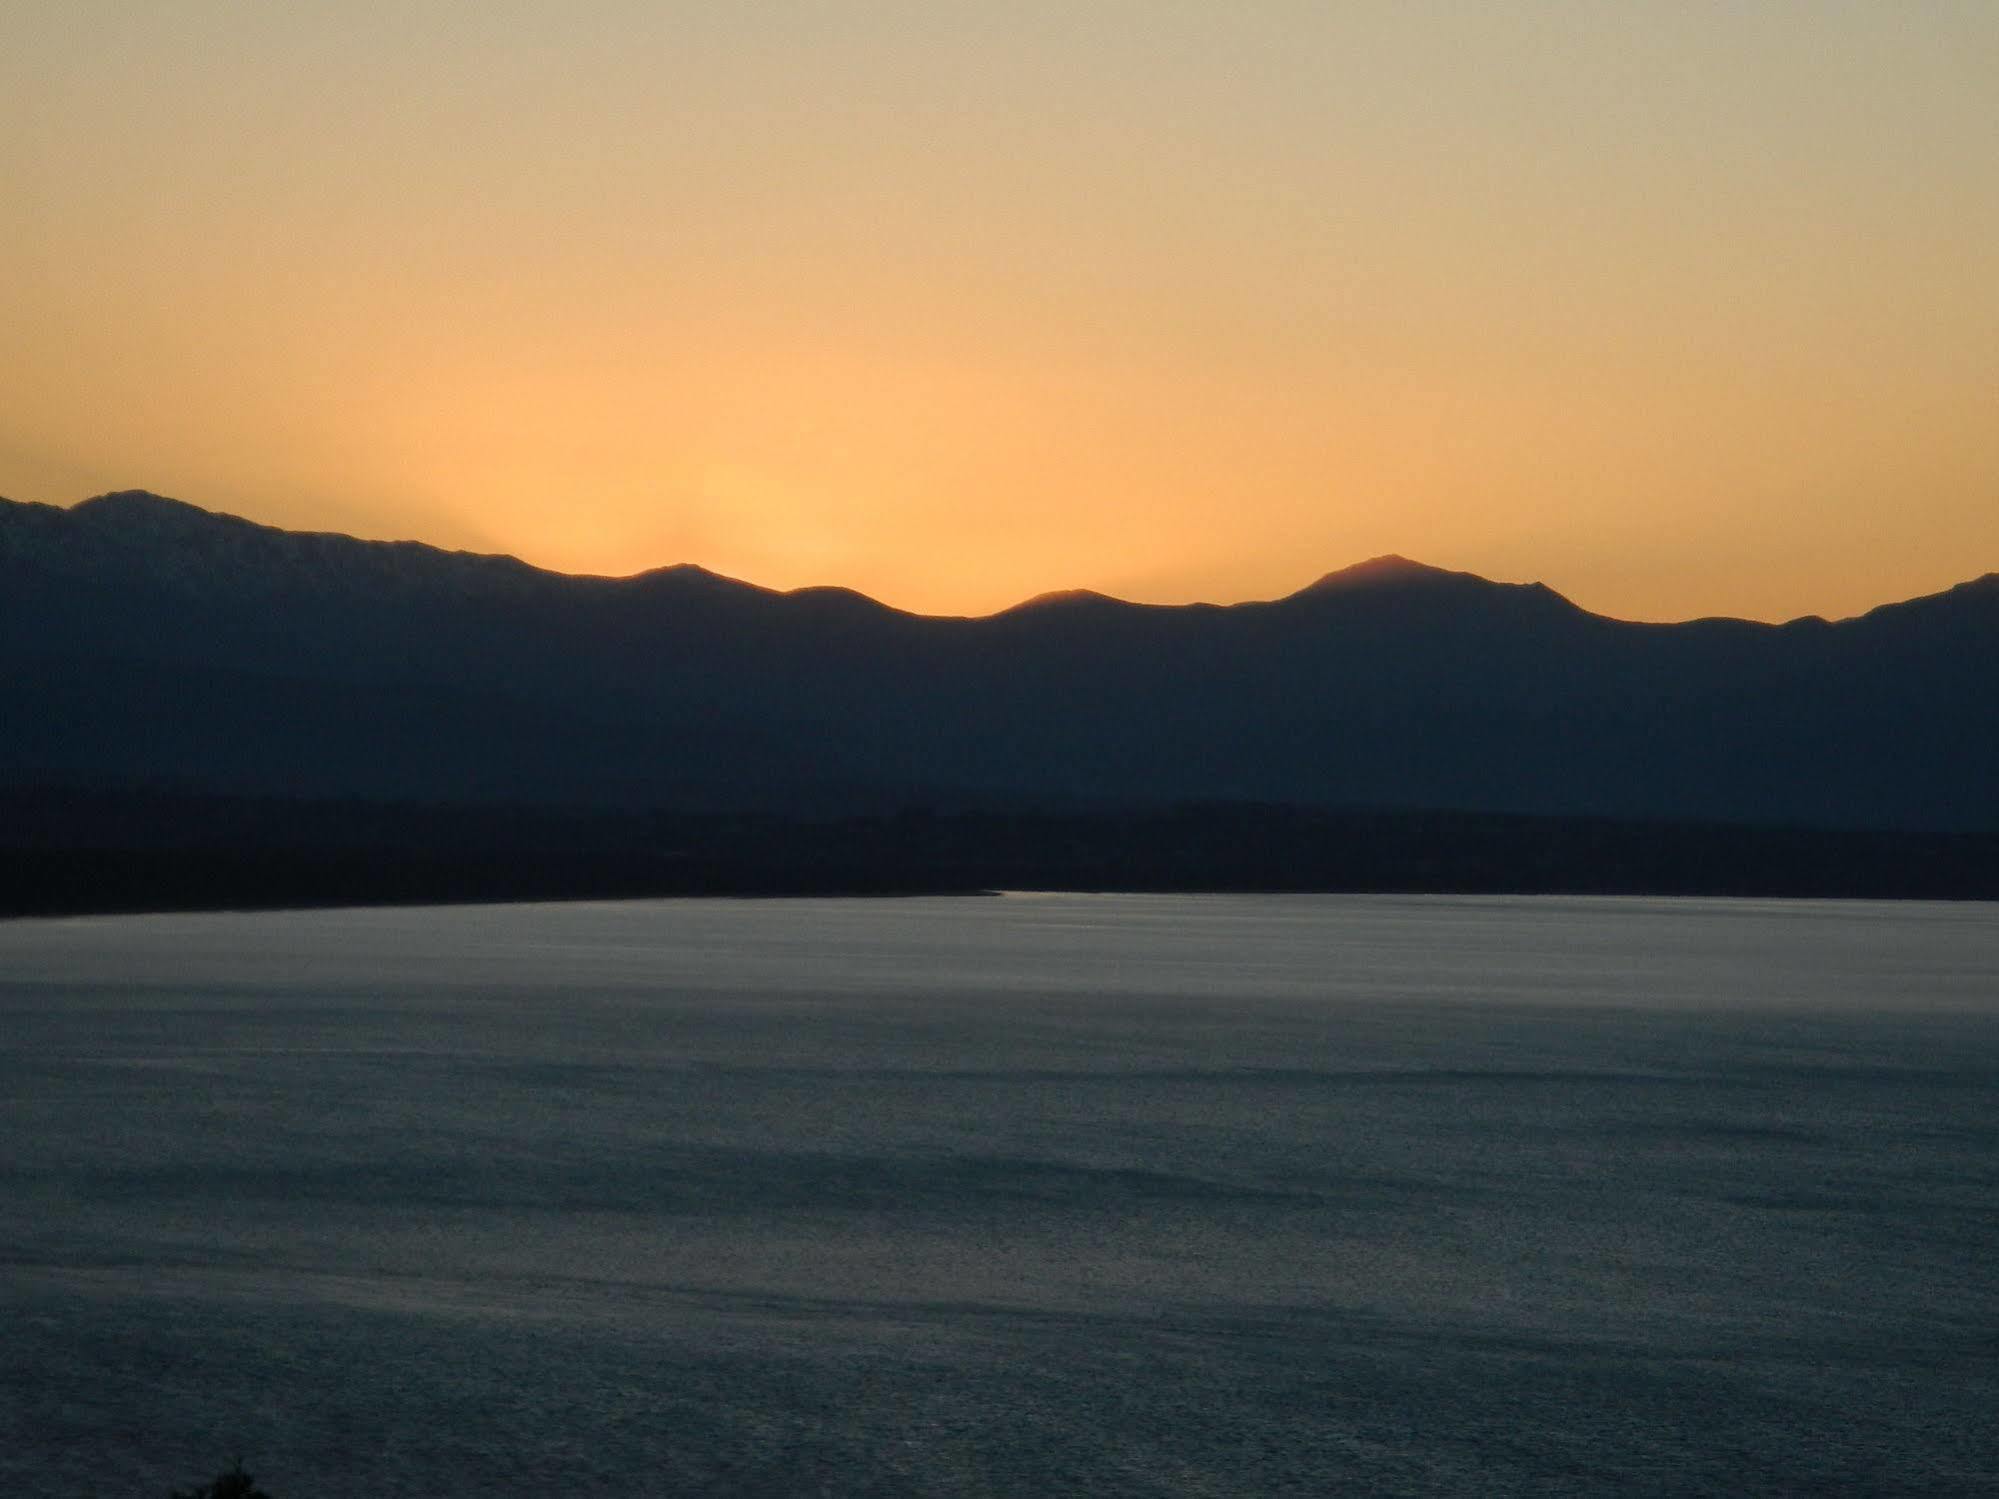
3,894 -> 1996,1495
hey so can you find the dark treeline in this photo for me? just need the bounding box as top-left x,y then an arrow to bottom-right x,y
5,788 -> 1997,917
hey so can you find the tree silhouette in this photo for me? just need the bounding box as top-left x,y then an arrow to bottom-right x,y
169,1458 -> 273,1499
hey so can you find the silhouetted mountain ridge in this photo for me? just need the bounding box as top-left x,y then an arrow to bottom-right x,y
1297,553 -> 1468,591
3,490 -> 1994,832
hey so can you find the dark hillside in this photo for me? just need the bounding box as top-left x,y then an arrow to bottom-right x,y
4,492 -> 1995,832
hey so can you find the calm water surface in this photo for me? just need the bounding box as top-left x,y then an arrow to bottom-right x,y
2,894 -> 1996,1496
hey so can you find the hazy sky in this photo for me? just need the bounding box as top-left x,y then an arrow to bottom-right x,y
4,2 -> 1995,619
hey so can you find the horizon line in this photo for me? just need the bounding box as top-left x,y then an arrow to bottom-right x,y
20,486 -> 1999,629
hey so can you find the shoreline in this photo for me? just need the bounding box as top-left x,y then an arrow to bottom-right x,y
9,875 -> 1997,924
8,789 -> 1999,918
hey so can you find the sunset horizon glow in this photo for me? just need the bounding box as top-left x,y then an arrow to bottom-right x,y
6,3 -> 1996,624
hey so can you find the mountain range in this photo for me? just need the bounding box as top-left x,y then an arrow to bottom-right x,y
4,490 -> 1995,833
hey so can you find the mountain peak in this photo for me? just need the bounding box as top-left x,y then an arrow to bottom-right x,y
1006,587 -> 1127,614
623,561 -> 775,599
1293,555 -> 1458,595
640,562 -> 732,584
72,489 -> 217,522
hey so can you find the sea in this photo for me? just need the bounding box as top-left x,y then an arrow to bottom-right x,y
2,893 -> 1996,1497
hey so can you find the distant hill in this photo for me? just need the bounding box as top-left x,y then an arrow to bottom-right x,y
4,489 -> 1996,832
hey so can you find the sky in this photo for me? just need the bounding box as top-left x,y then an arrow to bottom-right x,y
4,2 -> 1996,621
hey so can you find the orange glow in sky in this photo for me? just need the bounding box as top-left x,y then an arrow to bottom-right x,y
4,3 -> 1996,620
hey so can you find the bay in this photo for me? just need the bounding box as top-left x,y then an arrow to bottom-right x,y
2,894 -> 1996,1495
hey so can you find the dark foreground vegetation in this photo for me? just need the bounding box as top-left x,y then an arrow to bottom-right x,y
170,1460 -> 271,1498
4,788 -> 1997,917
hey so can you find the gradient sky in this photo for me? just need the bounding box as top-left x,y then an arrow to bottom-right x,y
4,2 -> 1996,620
